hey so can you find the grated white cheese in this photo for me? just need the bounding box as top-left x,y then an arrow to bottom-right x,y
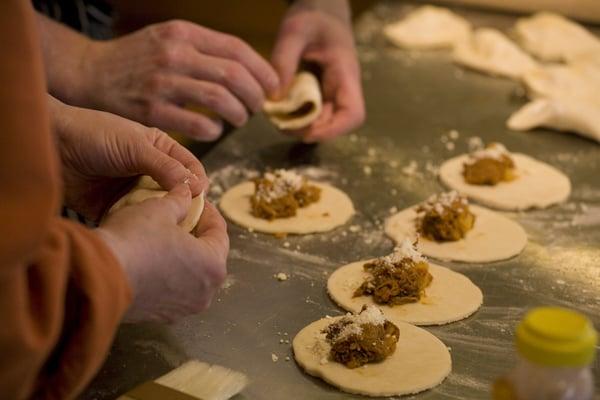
256,169 -> 304,202
384,238 -> 426,264
419,191 -> 468,216
468,142 -> 511,162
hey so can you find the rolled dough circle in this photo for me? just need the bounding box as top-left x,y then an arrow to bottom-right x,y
385,204 -> 527,263
328,261 -> 482,325
107,176 -> 204,233
263,72 -> 322,130
439,153 -> 571,210
219,181 -> 354,234
293,315 -> 451,397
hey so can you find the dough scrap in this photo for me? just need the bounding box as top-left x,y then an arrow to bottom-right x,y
384,5 -> 471,50
453,28 -> 538,80
263,72 -> 322,130
293,315 -> 451,397
328,261 -> 482,325
439,153 -> 571,210
385,204 -> 527,263
513,12 -> 600,62
107,176 -> 204,232
219,181 -> 354,234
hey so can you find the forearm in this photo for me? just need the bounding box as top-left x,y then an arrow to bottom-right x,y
37,13 -> 94,106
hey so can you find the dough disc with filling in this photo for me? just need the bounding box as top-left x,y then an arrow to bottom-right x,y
439,153 -> 571,210
219,181 -> 354,234
263,72 -> 322,130
385,204 -> 527,263
328,261 -> 482,325
106,176 -> 205,232
293,315 -> 451,397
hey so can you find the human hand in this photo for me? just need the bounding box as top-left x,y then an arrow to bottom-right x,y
77,20 -> 279,141
271,0 -> 365,142
50,96 -> 207,222
97,185 -> 229,322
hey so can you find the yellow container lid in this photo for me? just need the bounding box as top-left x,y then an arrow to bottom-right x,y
516,307 -> 597,367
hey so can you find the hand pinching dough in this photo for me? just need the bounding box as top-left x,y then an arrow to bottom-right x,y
219,169 -> 354,234
293,308 -> 451,397
328,241 -> 483,325
384,5 -> 471,50
106,176 -> 204,232
439,144 -> 571,210
263,72 -> 322,130
453,28 -> 538,80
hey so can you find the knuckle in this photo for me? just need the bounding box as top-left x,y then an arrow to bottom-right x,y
224,35 -> 246,54
221,63 -> 244,83
143,100 -> 163,124
155,20 -> 189,40
202,84 -> 227,109
156,45 -> 183,69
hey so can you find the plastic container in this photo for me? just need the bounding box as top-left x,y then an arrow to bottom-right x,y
493,306 -> 597,400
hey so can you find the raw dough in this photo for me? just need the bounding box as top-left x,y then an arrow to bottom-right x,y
263,72 -> 322,130
219,181 -> 354,234
453,28 -> 538,80
439,153 -> 571,210
507,97 -> 600,143
384,5 -> 471,50
385,204 -> 527,263
513,12 -> 600,62
106,176 -> 205,232
293,314 -> 451,397
328,261 -> 482,325
507,64 -> 600,143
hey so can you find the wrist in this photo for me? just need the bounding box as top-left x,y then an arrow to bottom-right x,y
95,227 -> 138,297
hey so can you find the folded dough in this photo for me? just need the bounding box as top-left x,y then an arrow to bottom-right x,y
453,28 -> 538,80
384,5 -> 471,50
106,176 -> 205,232
513,12 -> 600,62
507,64 -> 600,143
263,72 -> 322,130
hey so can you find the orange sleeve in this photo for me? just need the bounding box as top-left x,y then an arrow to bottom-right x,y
0,1 -> 131,399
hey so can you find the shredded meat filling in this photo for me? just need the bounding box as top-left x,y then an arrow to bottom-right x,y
463,144 -> 516,185
416,194 -> 475,242
250,175 -> 320,220
354,258 -> 433,305
323,310 -> 399,368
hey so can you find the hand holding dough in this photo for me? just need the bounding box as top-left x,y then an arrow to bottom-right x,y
453,28 -> 538,80
384,5 -> 471,50
263,72 -> 322,130
106,176 -> 205,232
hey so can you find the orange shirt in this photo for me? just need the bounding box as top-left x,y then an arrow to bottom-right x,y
0,1 -> 131,399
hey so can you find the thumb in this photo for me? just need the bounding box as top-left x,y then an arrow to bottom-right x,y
138,147 -> 202,195
157,183 -> 192,225
271,31 -> 307,99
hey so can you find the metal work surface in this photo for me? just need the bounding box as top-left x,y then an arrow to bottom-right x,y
85,3 -> 600,399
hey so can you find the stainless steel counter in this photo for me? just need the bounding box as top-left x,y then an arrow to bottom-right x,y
83,3 -> 600,399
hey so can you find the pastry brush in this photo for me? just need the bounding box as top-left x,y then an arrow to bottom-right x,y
118,360 -> 248,400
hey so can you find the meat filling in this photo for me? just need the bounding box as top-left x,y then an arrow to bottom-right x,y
463,143 -> 516,185
322,306 -> 399,369
250,169 -> 321,220
416,191 -> 475,242
354,255 -> 432,306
